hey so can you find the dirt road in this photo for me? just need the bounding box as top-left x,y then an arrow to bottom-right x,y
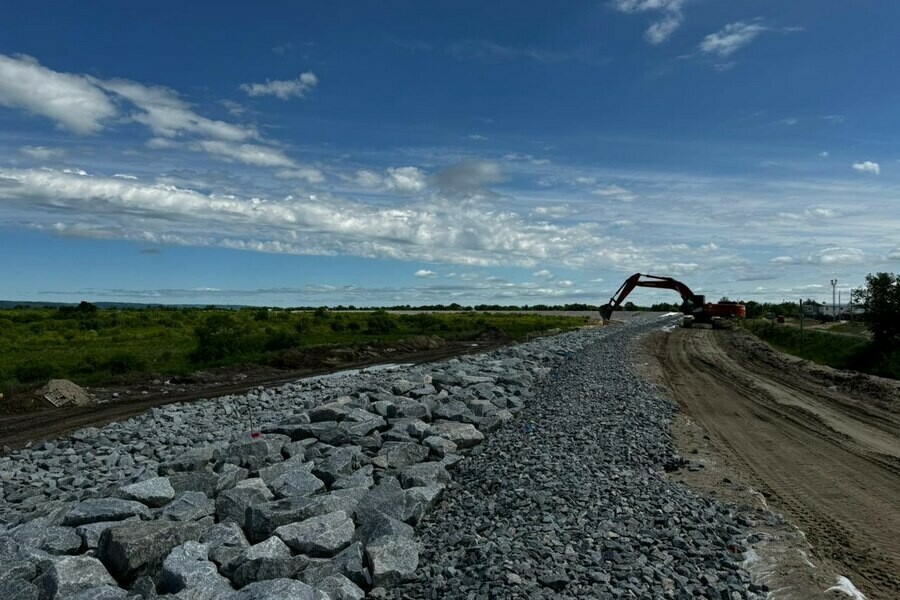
648,328 -> 900,599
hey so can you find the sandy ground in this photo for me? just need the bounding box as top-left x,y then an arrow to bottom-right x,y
640,327 -> 900,600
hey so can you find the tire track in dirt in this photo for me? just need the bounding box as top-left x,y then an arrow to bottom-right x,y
654,328 -> 900,600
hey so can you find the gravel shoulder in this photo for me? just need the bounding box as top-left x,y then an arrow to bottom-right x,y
643,327 -> 900,600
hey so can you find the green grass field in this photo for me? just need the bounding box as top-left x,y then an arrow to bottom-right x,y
741,319 -> 900,380
0,305 -> 589,393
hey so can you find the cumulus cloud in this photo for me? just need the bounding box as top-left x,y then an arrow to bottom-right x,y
351,167 -> 427,194
0,54 -> 117,134
414,269 -> 437,278
432,161 -> 504,193
611,0 -> 684,44
386,167 -> 427,193
240,72 -> 318,100
591,184 -> 637,201
699,22 -> 767,57
852,161 -> 880,175
533,269 -> 553,278
19,145 -> 67,160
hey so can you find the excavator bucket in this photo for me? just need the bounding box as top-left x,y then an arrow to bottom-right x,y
599,304 -> 614,321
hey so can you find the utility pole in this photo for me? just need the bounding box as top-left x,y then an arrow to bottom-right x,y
830,279 -> 838,321
838,290 -> 842,320
799,298 -> 804,356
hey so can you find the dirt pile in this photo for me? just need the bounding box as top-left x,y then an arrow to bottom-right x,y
38,379 -> 95,408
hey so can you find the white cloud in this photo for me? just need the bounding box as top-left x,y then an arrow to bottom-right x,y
770,255 -> 795,264
414,269 -> 437,278
0,54 -> 117,134
276,167 -> 325,184
354,170 -> 384,189
19,145 -> 67,160
852,161 -> 880,175
533,269 -> 553,278
112,174 -> 138,180
611,0 -> 684,45
814,247 -> 866,265
819,151 -> 829,158
351,167 -> 427,194
240,72 -> 318,100
592,184 -> 637,201
700,22 -> 767,57
2,167 -> 646,269
778,118 -> 798,126
386,167 -> 427,193
194,140 -> 295,168
100,78 -> 258,142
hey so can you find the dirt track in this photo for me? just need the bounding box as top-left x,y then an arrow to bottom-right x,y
649,328 -> 900,600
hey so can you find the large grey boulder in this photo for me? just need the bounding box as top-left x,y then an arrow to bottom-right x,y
312,447 -> 363,487
224,536 -> 308,589
308,400 -> 352,422
353,514 -> 414,545
76,519 -> 137,551
257,456 -> 314,488
162,491 -> 215,521
218,435 -> 289,470
275,511 -> 355,557
232,578 -> 325,600
365,534 -> 418,586
300,542 -> 369,589
317,574 -> 365,600
10,522 -> 82,555
119,477 -> 175,508
426,420 -> 484,449
272,470 -> 325,499
160,541 -> 231,594
376,442 -> 428,469
34,555 -> 117,599
215,480 -> 273,528
331,466 -> 374,491
66,585 -> 128,599
432,400 -> 474,422
0,578 -> 40,600
354,477 -> 426,526
245,489 -> 366,543
157,448 -> 215,475
397,461 -> 451,488
385,400 -> 431,421
97,520 -> 202,584
167,471 -> 220,498
63,498 -> 151,527
422,436 -> 457,457
201,522 -> 250,568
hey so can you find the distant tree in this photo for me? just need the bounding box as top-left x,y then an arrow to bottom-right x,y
191,313 -> 243,362
855,272 -> 900,349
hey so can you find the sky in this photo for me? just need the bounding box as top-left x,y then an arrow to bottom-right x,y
1,0 -> 898,307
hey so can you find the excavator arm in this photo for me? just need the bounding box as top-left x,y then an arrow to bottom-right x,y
599,273 -> 702,320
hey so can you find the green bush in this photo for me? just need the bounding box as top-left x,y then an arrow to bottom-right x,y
264,330 -> 299,352
366,311 -> 397,335
15,361 -> 56,384
104,352 -> 146,375
191,313 -> 244,363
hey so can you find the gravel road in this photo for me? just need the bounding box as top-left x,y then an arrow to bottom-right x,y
380,318 -> 761,600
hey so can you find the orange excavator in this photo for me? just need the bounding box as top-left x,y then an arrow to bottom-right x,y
599,273 -> 746,328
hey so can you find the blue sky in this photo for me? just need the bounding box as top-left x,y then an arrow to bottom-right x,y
1,1 -> 898,306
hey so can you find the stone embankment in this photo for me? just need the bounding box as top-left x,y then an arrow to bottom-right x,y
0,319 -> 762,599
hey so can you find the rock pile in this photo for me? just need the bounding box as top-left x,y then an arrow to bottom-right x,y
0,325 -> 590,598
0,319 -> 763,599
